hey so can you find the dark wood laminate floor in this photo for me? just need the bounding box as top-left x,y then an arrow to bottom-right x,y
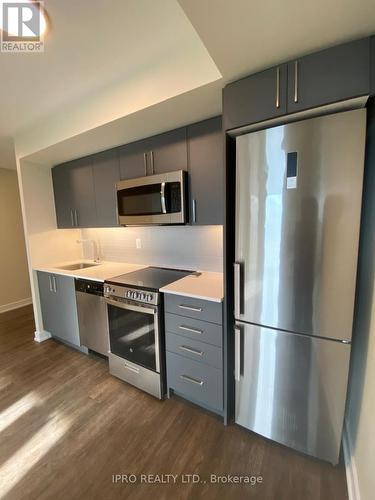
0,306 -> 348,500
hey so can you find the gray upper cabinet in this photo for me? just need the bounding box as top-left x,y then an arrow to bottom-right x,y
92,149 -> 120,227
38,271 -> 80,347
223,64 -> 288,130
119,139 -> 149,180
69,156 -> 97,228
52,162 -> 76,228
287,38 -> 371,113
187,116 -> 223,225
53,156 -> 96,228
119,128 -> 187,180
147,128 -> 187,174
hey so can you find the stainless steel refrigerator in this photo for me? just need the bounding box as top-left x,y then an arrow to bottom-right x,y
234,108 -> 366,464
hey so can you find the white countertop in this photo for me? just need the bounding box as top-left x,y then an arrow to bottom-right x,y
34,260 -> 147,282
160,271 -> 223,302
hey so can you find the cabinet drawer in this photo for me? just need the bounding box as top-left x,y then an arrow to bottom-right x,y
167,352 -> 223,412
164,294 -> 222,324
165,313 -> 222,347
166,331 -> 222,369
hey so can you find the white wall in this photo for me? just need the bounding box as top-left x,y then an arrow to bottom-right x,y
81,226 -> 223,272
346,107 -> 375,500
17,160 -> 82,332
0,168 -> 31,311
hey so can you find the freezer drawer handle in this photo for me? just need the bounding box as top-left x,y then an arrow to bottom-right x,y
179,345 -> 204,356
178,304 -> 203,313
235,326 -> 241,382
180,374 -> 204,386
179,325 -> 203,335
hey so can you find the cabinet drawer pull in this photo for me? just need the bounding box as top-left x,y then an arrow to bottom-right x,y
70,209 -> 75,227
179,325 -> 203,335
179,345 -> 204,356
179,304 -> 203,312
180,374 -> 204,386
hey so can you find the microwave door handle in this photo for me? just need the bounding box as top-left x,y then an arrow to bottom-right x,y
160,182 -> 167,214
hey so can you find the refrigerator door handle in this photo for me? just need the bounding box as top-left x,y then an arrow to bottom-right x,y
234,326 -> 241,382
234,262 -> 243,317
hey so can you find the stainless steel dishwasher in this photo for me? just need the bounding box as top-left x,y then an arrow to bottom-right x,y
75,279 -> 109,356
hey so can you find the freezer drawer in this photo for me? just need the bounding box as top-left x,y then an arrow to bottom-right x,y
235,322 -> 351,464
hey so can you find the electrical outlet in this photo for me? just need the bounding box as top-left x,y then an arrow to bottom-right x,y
136,238 -> 142,249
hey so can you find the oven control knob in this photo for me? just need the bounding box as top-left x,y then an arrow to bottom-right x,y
132,292 -> 138,299
126,290 -> 131,298
147,294 -> 153,302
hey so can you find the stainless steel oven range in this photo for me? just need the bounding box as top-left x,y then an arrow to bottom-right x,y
104,267 -> 193,399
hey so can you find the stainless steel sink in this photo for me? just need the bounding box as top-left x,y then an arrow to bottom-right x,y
57,262 -> 100,271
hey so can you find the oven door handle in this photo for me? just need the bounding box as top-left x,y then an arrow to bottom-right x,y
104,298 -> 156,315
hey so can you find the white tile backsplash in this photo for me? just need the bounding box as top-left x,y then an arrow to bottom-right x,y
81,226 -> 223,272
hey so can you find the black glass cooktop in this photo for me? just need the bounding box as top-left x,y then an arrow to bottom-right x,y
106,267 -> 194,291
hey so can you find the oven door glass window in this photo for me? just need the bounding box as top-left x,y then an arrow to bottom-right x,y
107,303 -> 157,372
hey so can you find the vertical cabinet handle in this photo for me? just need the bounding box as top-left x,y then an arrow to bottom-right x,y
192,199 -> 197,224
160,182 -> 167,214
234,262 -> 243,316
49,275 -> 53,292
235,326 -> 241,382
276,66 -> 280,109
294,60 -> 299,103
143,153 -> 147,176
70,209 -> 75,227
74,210 -> 79,227
52,276 -> 57,293
150,151 -> 155,175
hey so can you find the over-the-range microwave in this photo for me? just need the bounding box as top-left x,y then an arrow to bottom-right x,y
116,170 -> 187,226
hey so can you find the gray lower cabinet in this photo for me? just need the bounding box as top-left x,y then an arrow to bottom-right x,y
287,38 -> 371,113
92,149 -> 120,227
187,116 -> 224,225
37,271 -> 81,347
164,294 -> 222,324
165,293 -> 223,414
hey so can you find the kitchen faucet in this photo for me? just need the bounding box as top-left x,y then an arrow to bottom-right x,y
77,239 -> 100,263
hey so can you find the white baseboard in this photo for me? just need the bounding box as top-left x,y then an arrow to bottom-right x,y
34,330 -> 52,343
343,420 -> 361,500
0,297 -> 32,314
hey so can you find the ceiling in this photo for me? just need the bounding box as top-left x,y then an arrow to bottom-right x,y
1,0 -> 221,165
3,0 -> 375,167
